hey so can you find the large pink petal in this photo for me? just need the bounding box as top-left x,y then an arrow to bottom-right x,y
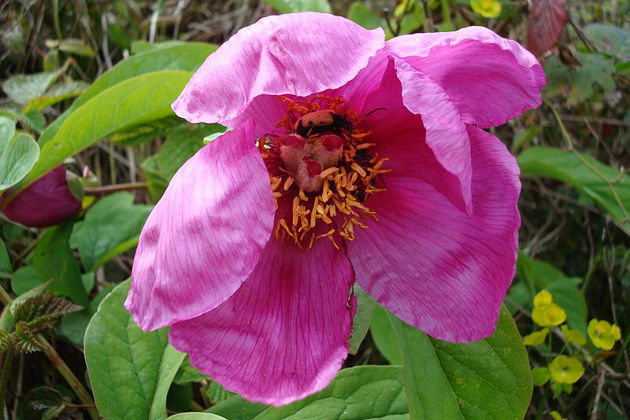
173,12 -> 384,126
126,120 -> 275,331
347,126 -> 520,342
390,58 -> 472,213
169,234 -> 355,406
386,26 -> 545,128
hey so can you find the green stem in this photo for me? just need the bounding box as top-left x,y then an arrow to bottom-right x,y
0,347 -> 15,418
0,284 -> 99,420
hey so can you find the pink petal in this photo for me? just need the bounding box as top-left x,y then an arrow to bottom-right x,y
374,57 -> 472,212
173,13 -> 384,126
386,26 -> 545,128
169,234 -> 355,406
347,126 -> 520,342
126,120 -> 275,331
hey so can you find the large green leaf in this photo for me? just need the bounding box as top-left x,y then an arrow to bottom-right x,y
583,24 -> 630,60
84,280 -> 185,420
205,395 -> 267,420
70,192 -> 152,271
253,366 -> 407,420
348,284 -> 376,354
518,147 -> 630,233
1,70 -> 62,105
19,70 -> 192,191
0,132 -> 39,192
39,42 -> 217,145
262,0 -> 331,13
32,223 -> 88,306
371,306 -> 532,420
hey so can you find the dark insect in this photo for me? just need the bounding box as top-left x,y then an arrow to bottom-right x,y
294,110 -> 353,137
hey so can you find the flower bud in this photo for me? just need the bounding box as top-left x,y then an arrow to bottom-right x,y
1,166 -> 82,228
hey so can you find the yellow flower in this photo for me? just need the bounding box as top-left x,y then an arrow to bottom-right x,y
548,356 -> 584,384
524,328 -> 549,346
587,319 -> 622,350
533,290 -> 553,308
470,0 -> 502,18
532,303 -> 566,327
550,411 -> 567,420
561,325 -> 586,346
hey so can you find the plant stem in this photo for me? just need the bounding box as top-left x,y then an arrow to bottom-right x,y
0,284 -> 100,420
0,347 -> 15,418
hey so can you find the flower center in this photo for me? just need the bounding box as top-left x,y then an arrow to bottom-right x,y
257,95 -> 390,249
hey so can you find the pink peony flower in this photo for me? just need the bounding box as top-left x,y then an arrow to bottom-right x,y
1,166 -> 81,228
126,13 -> 544,406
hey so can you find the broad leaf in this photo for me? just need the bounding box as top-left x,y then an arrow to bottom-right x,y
262,0 -> 331,14
584,24 -> 630,61
19,70 -> 192,191
2,70 -> 62,105
70,192 -> 152,271
372,306 -> 532,420
84,280 -> 185,420
32,224 -> 88,306
347,2 -> 384,30
39,42 -> 217,146
206,396 -> 267,420
518,147 -> 630,233
0,132 -> 39,192
253,366 -> 407,420
348,284 -> 376,354
23,81 -> 90,112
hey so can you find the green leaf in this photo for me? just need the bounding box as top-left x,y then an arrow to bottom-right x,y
205,382 -> 235,405
168,414 -> 228,420
32,224 -> 88,306
142,124 -> 225,199
253,366 -> 407,420
0,115 -> 16,147
584,24 -> 630,60
45,38 -> 95,57
518,147 -> 630,233
0,239 -> 11,274
173,356 -> 210,384
23,81 -> 90,112
0,132 -> 39,192
372,306 -> 532,420
19,70 -> 192,192
515,254 -> 587,332
70,192 -> 152,271
1,71 -> 61,105
348,284 -> 376,354
39,42 -> 217,146
262,0 -> 331,13
84,280 -> 185,420
206,396 -> 267,420
347,2 -> 384,30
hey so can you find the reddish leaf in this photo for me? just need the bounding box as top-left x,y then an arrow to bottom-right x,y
527,0 -> 569,57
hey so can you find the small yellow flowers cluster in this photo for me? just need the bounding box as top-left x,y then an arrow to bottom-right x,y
470,0 -> 502,18
524,289 -> 623,402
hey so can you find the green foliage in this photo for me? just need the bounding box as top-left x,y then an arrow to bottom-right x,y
584,24 -> 630,60
19,70 -> 192,192
371,306 -> 532,420
518,147 -> 630,234
84,281 -> 185,420
169,414 -> 228,420
347,2 -> 384,30
70,192 -> 152,271
262,0 -> 331,14
32,224 -> 89,306
0,115 -> 39,192
253,366 -> 407,420
347,284 -> 376,354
